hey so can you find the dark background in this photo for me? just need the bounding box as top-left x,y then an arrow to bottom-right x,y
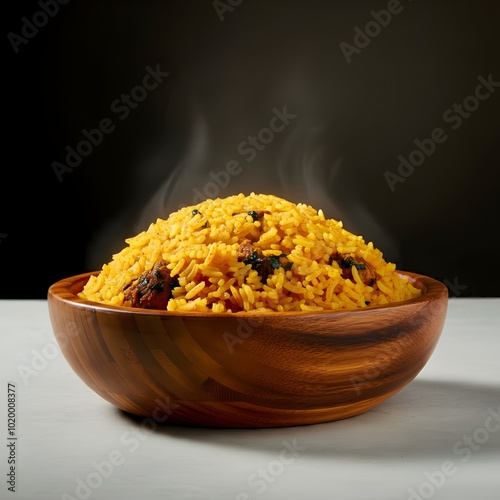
2,0 -> 499,299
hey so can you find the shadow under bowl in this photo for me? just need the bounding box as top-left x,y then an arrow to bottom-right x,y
47,271 -> 448,428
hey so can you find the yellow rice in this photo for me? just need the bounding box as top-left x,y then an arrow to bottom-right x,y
79,193 -> 421,312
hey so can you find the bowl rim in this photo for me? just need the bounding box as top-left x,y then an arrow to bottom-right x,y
47,270 -> 448,318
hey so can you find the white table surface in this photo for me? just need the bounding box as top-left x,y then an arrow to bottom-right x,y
1,298 -> 499,500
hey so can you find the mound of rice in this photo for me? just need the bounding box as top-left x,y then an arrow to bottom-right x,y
80,193 -> 421,312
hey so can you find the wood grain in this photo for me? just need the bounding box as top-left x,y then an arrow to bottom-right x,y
47,271 -> 448,428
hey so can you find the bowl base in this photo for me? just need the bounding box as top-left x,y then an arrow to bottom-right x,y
111,394 -> 397,428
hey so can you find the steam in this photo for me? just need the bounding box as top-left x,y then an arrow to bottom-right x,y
276,121 -> 400,261
87,94 -> 400,270
133,117 -> 400,263
133,109 -> 211,232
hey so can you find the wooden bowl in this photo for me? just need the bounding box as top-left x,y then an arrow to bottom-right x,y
47,271 -> 448,428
